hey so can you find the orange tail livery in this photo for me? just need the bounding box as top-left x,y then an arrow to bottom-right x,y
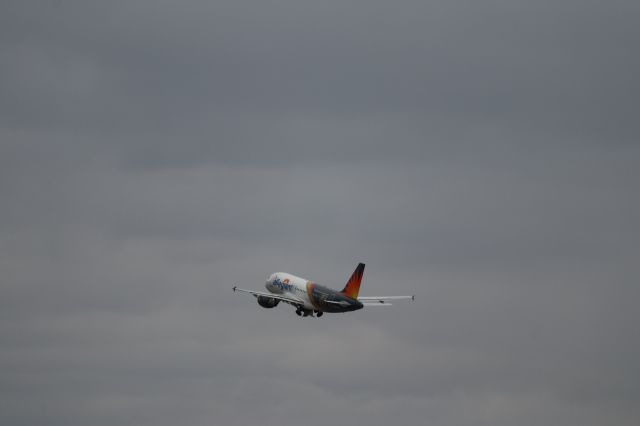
340,263 -> 365,299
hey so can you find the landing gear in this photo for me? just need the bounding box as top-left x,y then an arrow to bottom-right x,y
295,308 -> 319,317
316,311 -> 323,318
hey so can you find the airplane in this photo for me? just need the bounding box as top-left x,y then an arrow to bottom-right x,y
233,263 -> 414,317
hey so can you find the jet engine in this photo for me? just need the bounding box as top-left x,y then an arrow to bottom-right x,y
257,296 -> 280,308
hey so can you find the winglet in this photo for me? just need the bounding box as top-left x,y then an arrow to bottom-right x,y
232,286 -> 237,292
340,263 -> 365,299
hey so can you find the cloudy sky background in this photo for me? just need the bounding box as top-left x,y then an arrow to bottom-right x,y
1,1 -> 639,425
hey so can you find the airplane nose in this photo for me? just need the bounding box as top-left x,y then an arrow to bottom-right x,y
265,273 -> 276,289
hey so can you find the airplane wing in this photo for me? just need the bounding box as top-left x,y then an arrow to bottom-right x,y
232,286 -> 305,307
358,295 -> 415,305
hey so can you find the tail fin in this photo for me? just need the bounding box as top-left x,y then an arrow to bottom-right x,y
340,263 -> 365,299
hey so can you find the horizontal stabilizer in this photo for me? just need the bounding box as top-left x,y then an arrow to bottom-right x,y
358,295 -> 414,301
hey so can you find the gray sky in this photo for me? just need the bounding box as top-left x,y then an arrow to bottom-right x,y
1,1 -> 639,425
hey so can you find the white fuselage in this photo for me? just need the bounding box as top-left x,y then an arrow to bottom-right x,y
265,273 -> 312,309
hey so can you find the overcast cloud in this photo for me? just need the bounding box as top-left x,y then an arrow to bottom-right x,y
1,1 -> 639,425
